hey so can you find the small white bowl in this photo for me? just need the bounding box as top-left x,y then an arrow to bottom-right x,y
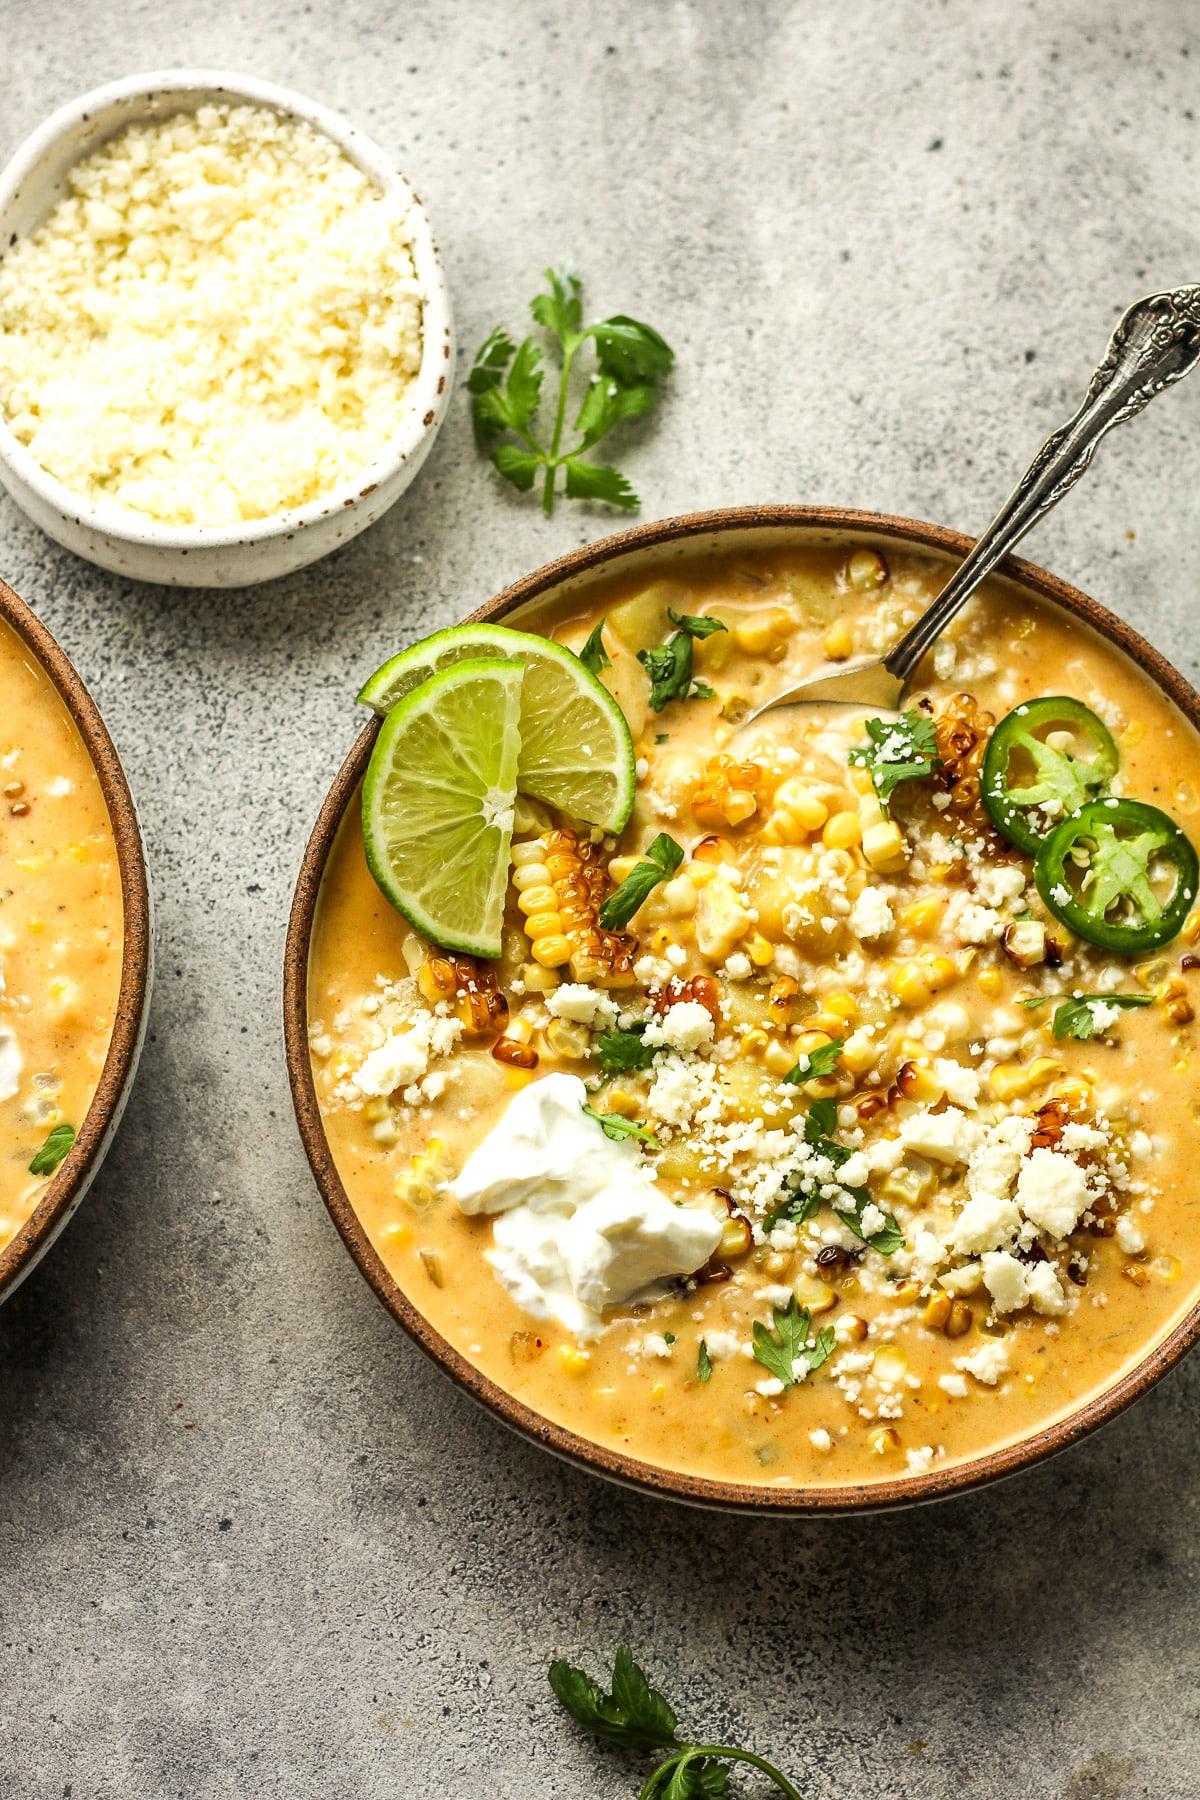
0,70 -> 455,587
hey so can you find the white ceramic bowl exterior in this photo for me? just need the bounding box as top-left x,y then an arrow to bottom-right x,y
0,70 -> 455,587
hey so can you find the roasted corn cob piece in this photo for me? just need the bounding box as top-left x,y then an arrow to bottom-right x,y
417,951 -> 508,1034
511,830 -> 637,986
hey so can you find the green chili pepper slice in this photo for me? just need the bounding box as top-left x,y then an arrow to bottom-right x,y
981,696 -> 1119,854
1034,797 -> 1199,953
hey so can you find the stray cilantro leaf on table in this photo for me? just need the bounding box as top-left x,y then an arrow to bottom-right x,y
1020,991 -> 1152,1040
581,1102 -> 660,1150
752,1296 -> 836,1389
596,1021 -> 658,1075
599,833 -> 684,929
638,611 -> 728,712
549,1647 -> 803,1798
29,1122 -> 75,1177
849,710 -> 941,810
469,267 -> 673,515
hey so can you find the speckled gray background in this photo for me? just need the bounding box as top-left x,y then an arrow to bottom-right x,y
1,1 -> 1198,1795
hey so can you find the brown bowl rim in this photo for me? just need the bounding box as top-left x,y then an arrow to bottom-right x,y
283,504 -> 1200,1514
0,575 -> 152,1301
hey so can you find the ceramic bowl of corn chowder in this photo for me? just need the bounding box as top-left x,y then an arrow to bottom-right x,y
0,576 -> 151,1300
285,507 -> 1200,1513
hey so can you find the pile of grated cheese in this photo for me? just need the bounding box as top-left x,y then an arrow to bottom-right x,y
0,104 -> 424,526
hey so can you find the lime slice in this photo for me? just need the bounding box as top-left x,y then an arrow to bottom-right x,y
358,623 -> 635,833
361,658 -> 524,958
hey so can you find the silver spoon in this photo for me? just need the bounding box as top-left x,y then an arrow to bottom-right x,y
741,286 -> 1200,722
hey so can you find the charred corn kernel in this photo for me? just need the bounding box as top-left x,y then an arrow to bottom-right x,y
822,810 -> 862,850
493,1033 -> 538,1070
1002,920 -> 1047,969
531,935 -> 573,968
847,547 -> 888,590
513,863 -> 552,893
836,1313 -> 869,1342
768,975 -> 800,1021
900,896 -> 944,935
559,1345 -> 591,1374
1121,1263 -> 1149,1289
794,1272 -> 836,1314
764,1039 -> 797,1076
823,619 -> 855,661
923,1291 -> 952,1330
989,1058 -> 1063,1101
720,1215 -> 753,1258
773,779 -> 828,832
945,1300 -> 973,1337
692,834 -> 734,864
745,932 -> 775,968
869,1426 -> 900,1455
520,962 -> 560,993
901,1063 -> 945,1104
517,885 -> 559,917
861,818 -> 907,873
841,1028 -> 880,1073
977,968 -> 1003,999
512,840 -> 548,868
545,1018 -> 590,1060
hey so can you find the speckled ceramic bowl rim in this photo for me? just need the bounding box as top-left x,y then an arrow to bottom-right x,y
0,69 -> 454,550
284,505 -> 1200,1514
0,575 -> 151,1301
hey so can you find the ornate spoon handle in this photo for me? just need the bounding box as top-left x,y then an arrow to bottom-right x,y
886,286 -> 1200,689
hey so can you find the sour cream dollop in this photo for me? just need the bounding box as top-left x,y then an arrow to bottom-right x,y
451,1073 -> 721,1338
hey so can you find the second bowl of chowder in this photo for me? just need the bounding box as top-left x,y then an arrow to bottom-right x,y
0,577 -> 151,1298
286,508 -> 1200,1512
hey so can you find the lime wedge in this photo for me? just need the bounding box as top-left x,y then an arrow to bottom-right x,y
361,658 -> 524,958
358,622 -> 635,833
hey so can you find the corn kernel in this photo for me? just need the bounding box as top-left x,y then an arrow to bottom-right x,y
793,1273 -> 837,1314
773,779 -> 828,832
734,618 -> 779,654
745,932 -> 775,968
862,819 -> 907,873
512,839 -> 548,867
900,896 -> 944,936
764,1039 -> 796,1076
977,969 -> 1003,999
660,875 -> 698,916
524,909 -> 565,940
989,1058 -> 1063,1101
869,1426 -> 900,1454
1183,911 -> 1200,945
923,1291 -> 952,1330
520,962 -> 560,993
545,1018 -> 590,1060
531,935 -> 573,968
823,620 -> 855,661
892,962 -> 933,1008
945,1300 -> 974,1337
517,884 -> 559,916
841,1028 -> 880,1073
740,1027 -> 770,1054
559,1345 -> 591,1374
822,811 -> 862,850
847,548 -> 888,590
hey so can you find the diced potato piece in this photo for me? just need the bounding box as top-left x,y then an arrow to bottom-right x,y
607,580 -> 690,651
723,1059 -> 802,1123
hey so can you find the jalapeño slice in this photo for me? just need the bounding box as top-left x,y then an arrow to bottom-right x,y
981,697 -> 1119,854
1034,797 -> 1199,953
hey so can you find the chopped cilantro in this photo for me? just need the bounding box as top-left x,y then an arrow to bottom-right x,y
697,1340 -> 713,1383
782,1036 -> 845,1085
751,1296 -> 836,1389
595,1020 -> 657,1074
1020,991 -> 1152,1040
29,1122 -> 75,1177
849,710 -> 941,811
637,611 -> 727,711
581,1102 -> 660,1149
598,832 -> 684,930
578,619 -> 610,675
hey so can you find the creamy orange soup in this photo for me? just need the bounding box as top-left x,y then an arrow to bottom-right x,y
0,617 -> 123,1241
309,544 -> 1200,1490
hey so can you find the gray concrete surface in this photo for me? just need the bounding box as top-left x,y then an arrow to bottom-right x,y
1,1 -> 1198,1794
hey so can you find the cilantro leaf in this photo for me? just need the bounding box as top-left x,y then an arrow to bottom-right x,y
29,1122 -> 75,1177
783,1036 -> 845,1085
549,1648 -> 680,1754
578,619 -> 611,676
834,1191 -> 905,1256
849,710 -> 941,811
564,458 -> 638,509
697,1340 -> 713,1383
598,833 -> 684,929
1020,991 -> 1152,1040
582,1102 -> 660,1149
529,266 -> 583,347
472,273 -> 672,514
763,1100 -> 903,1253
752,1297 -> 836,1389
489,443 -> 542,492
637,615 -> 726,711
805,1096 -> 840,1142
596,1021 -> 658,1074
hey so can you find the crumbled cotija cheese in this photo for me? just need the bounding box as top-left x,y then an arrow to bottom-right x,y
0,105 -> 423,525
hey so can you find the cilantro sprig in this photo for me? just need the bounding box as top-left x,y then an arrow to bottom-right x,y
1020,991 -> 1152,1040
549,1646 -> 803,1799
782,1036 -> 844,1086
469,269 -> 673,515
764,1098 -> 903,1254
849,710 -> 941,811
596,1020 -> 658,1075
599,833 -> 684,930
752,1296 -> 836,1390
582,1102 -> 660,1150
638,611 -> 727,712
29,1122 -> 75,1177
